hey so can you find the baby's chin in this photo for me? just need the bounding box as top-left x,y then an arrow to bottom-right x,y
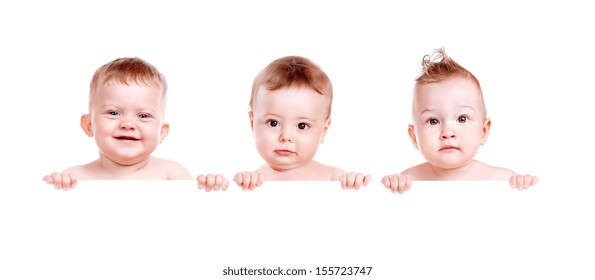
105,153 -> 154,166
264,160 -> 311,173
266,163 -> 303,172
428,159 -> 475,171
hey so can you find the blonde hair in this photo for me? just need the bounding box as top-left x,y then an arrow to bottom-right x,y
250,56 -> 333,117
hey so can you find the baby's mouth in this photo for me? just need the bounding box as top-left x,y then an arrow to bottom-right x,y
439,145 -> 459,151
274,149 -> 295,156
114,136 -> 140,141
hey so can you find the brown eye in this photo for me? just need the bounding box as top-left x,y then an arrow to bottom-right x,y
297,122 -> 309,130
457,116 -> 467,123
268,120 -> 279,127
428,118 -> 439,125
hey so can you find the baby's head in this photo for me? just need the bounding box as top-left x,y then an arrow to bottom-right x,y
408,49 -> 491,169
81,57 -> 170,165
249,56 -> 333,171
89,57 -> 168,113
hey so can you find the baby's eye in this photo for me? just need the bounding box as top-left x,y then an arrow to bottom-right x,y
138,113 -> 151,119
428,118 -> 439,125
107,111 -> 120,116
297,122 -> 310,130
457,115 -> 467,123
267,120 -> 279,127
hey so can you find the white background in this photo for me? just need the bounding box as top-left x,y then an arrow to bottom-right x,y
1,0 -> 593,279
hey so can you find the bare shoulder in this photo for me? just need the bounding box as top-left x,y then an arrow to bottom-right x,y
151,157 -> 193,180
475,161 -> 516,180
255,164 -> 270,173
61,161 -> 100,179
401,163 -> 430,180
62,165 -> 84,175
315,162 -> 346,180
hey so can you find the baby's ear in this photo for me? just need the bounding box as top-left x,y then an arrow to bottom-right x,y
480,118 -> 492,145
408,124 -> 419,150
248,111 -> 254,131
80,114 -> 94,137
323,117 -> 331,136
320,117 -> 331,143
159,122 -> 170,143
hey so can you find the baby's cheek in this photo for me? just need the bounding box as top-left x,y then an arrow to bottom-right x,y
307,137 -> 323,153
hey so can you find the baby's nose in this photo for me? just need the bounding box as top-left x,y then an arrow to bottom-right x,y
440,126 -> 456,139
279,128 -> 292,142
120,116 -> 136,129
441,133 -> 456,139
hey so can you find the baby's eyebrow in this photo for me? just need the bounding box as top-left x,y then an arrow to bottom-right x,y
262,113 -> 282,119
136,106 -> 159,113
296,116 -> 317,122
419,108 -> 435,115
100,104 -> 119,110
456,105 -> 476,112
99,104 -> 159,114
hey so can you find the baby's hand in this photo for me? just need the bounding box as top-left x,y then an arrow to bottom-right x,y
509,174 -> 540,191
339,172 -> 372,190
43,172 -> 78,191
381,173 -> 412,194
197,174 -> 229,192
233,171 -> 264,191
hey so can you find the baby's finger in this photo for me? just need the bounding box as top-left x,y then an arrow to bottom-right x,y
197,175 -> 206,190
209,174 -> 221,191
215,174 -> 228,191
380,176 -> 391,190
205,174 -> 218,192
339,173 -> 347,189
395,174 -> 407,194
248,172 -> 260,191
390,176 -> 400,193
362,174 -> 372,186
397,175 -> 410,193
387,175 -> 400,193
61,174 -> 72,191
522,174 -> 533,189
509,175 -> 517,189
395,175 -> 405,194
515,176 -> 525,191
68,174 -> 77,189
353,173 -> 365,189
347,172 -> 357,189
233,173 -> 245,189
43,175 -> 54,184
256,172 -> 264,187
403,175 -> 412,191
51,172 -> 63,189
240,172 -> 252,190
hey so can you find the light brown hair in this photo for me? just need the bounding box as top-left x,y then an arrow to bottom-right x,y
250,56 -> 333,117
416,48 -> 481,88
89,57 -> 167,109
414,48 -> 486,116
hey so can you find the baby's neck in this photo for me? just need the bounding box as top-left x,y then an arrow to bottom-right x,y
260,160 -> 329,180
94,155 -> 153,177
426,160 -> 481,180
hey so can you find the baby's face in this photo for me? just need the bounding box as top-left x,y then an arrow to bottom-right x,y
86,82 -> 167,165
250,86 -> 330,171
410,77 -> 489,169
